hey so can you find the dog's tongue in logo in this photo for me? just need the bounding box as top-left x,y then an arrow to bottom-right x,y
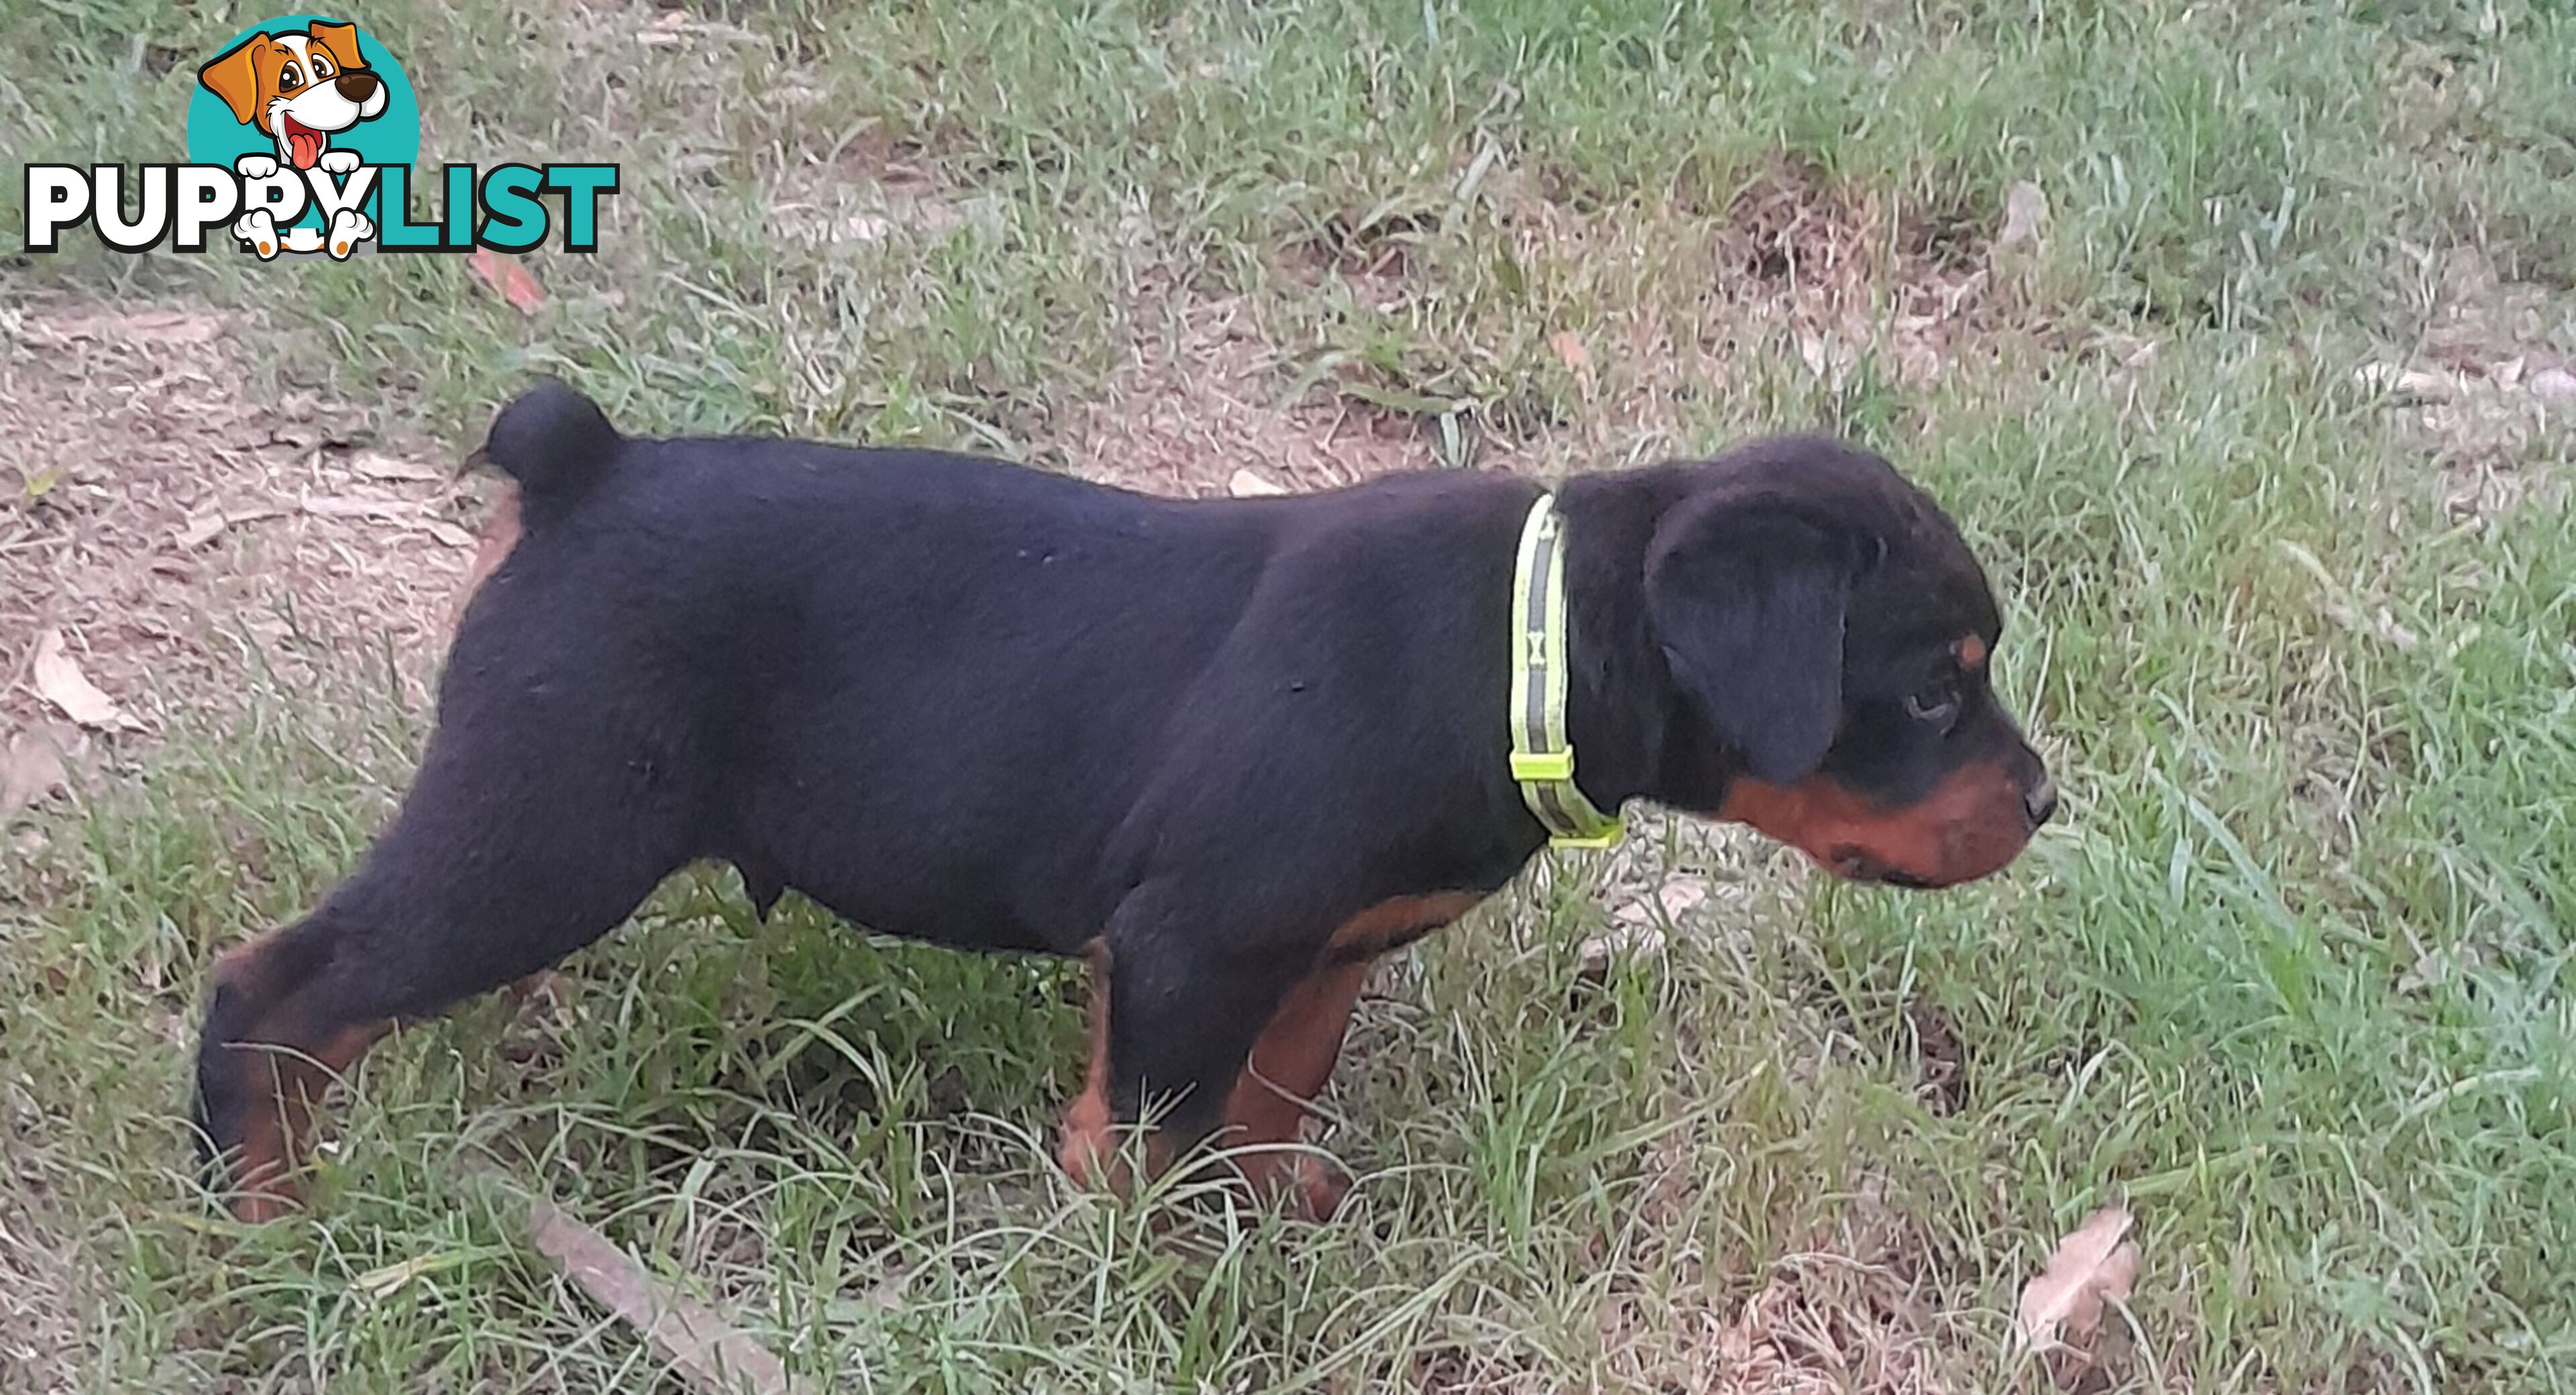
280,114 -> 325,170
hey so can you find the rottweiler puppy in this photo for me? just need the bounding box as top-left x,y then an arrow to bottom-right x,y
193,381 -> 2054,1222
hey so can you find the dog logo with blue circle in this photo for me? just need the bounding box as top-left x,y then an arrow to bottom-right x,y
19,15 -> 619,262
190,17 -> 419,257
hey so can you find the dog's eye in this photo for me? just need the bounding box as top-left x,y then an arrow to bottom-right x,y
311,54 -> 333,78
278,62 -> 304,90
1904,683 -> 1959,728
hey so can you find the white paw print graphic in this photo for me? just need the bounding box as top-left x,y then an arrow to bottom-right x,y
326,209 -> 376,260
232,209 -> 281,259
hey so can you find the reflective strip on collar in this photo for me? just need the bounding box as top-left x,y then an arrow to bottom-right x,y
1508,493 -> 1623,850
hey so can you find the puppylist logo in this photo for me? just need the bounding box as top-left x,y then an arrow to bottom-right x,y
22,15 -> 616,261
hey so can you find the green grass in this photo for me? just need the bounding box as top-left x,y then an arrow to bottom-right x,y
5,0 -> 2574,1390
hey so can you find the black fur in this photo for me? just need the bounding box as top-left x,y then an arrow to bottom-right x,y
481,378 -> 620,519
191,384 -> 2052,1205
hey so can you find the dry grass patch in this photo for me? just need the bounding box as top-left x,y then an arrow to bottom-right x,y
2362,247 -> 2576,518
1055,289 -> 1437,496
0,301 -> 493,750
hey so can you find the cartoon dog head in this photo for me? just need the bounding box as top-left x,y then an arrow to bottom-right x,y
197,21 -> 388,171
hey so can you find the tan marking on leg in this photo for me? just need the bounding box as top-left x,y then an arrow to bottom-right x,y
1057,939 -> 1137,1190
1222,959 -> 1371,1220
223,1021 -> 389,1223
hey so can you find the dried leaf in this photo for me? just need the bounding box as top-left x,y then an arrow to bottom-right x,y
46,309 -> 224,345
354,1251 -> 470,1299
32,630 -> 140,731
2017,1206 -> 2139,1351
1227,468 -> 1287,498
177,505 -> 286,548
469,248 -> 547,315
639,9 -> 689,42
1580,875 -> 1707,974
1548,330 -> 1589,371
1614,875 -> 1708,927
303,495 -> 414,520
839,213 -> 895,243
177,510 -> 229,549
1,728 -> 70,822
2394,369 -> 2457,402
349,451 -> 445,482
1998,180 -> 2049,248
527,1193 -> 792,1395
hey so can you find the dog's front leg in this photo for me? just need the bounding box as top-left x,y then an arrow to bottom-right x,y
1058,882 -> 1315,1213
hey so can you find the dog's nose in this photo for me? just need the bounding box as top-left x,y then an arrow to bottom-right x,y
336,71 -> 380,103
2022,773 -> 2059,828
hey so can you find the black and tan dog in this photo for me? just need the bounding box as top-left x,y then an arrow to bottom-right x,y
192,382 -> 2055,1222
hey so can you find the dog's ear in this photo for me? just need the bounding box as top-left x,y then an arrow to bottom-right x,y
198,34 -> 272,126
308,21 -> 366,71
1644,491 -> 1860,785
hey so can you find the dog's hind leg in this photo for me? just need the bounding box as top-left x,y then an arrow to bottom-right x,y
191,714 -> 698,1222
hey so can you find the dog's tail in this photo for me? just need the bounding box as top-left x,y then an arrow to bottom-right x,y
474,378 -> 621,520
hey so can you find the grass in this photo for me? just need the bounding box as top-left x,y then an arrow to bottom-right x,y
4,0 -> 2574,1390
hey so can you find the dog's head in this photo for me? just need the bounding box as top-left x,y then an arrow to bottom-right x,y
197,22 -> 388,170
1644,437 -> 2054,889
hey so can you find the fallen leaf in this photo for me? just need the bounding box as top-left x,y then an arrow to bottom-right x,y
177,510 -> 228,549
46,309 -> 224,345
469,248 -> 547,315
1,728 -> 71,822
639,9 -> 690,42
31,630 -> 140,732
1580,875 -> 1708,975
348,451 -> 446,483
2017,1206 -> 2139,1351
354,1251 -> 470,1300
1548,330 -> 1589,371
527,1193 -> 793,1395
176,505 -> 286,548
1615,875 -> 1708,926
303,495 -> 415,520
2395,368 -> 2457,402
1998,180 -> 2049,248
2530,367 -> 2576,405
1227,468 -> 1287,498
839,213 -> 896,243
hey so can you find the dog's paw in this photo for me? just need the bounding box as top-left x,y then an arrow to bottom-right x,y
317,150 -> 362,176
325,209 -> 376,260
233,154 -> 280,180
232,209 -> 280,260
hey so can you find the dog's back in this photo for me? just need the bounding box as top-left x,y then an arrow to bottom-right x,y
450,382 -> 1530,954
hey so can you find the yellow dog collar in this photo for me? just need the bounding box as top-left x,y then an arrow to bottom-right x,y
1508,493 -> 1624,849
